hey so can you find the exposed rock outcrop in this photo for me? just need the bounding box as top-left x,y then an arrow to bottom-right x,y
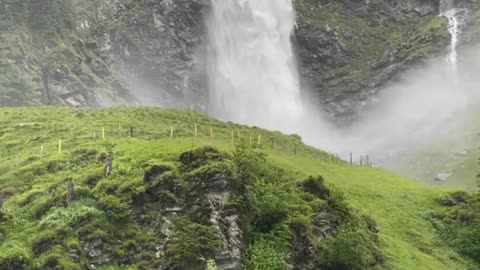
294,0 -> 451,118
1,0 -> 479,118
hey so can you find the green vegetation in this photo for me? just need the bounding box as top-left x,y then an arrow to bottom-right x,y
0,0 -> 133,107
0,107 -> 477,269
295,1 -> 449,86
430,191 -> 480,265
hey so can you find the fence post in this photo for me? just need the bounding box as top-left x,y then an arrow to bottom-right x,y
257,134 -> 262,146
130,124 -> 134,138
271,138 -> 274,149
170,126 -> 174,138
66,178 -> 75,205
0,190 -> 4,212
194,124 -> 198,137
118,124 -> 121,137
102,127 -> 105,140
40,145 -> 44,159
350,152 -> 353,164
104,152 -> 113,177
93,131 -> 96,141
231,130 -> 234,144
210,127 -> 213,141
366,155 -> 370,167
58,140 -> 62,155
360,155 -> 363,166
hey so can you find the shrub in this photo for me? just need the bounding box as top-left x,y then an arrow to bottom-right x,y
245,240 -> 287,270
300,176 -> 330,200
40,200 -> 103,229
0,248 -> 31,270
314,228 -> 382,270
179,147 -> 226,171
164,217 -> 221,270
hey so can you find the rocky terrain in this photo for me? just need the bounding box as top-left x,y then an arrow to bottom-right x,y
2,0 -> 479,116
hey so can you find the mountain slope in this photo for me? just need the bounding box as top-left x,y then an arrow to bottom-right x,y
3,0 -> 478,114
0,107 -> 476,270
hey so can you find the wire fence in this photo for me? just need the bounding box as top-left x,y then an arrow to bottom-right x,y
2,122 -> 374,169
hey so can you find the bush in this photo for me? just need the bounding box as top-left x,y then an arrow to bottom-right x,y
0,248 -> 31,270
300,176 -> 330,200
40,200 -> 103,229
314,228 -> 382,270
164,217 -> 221,270
245,240 -> 287,270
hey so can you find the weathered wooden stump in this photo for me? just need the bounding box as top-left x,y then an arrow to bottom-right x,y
66,178 -> 76,205
104,152 -> 113,177
0,191 -> 4,210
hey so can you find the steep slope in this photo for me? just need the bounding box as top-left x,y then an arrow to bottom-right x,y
0,107 -> 476,270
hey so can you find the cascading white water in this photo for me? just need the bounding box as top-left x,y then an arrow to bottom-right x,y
441,0 -> 462,67
206,0 -> 303,132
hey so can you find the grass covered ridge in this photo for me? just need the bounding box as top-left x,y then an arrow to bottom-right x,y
0,107 -> 476,269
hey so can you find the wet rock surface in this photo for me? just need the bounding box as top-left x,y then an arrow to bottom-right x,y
2,0 -> 480,120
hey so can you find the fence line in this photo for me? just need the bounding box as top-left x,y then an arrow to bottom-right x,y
4,123 -> 375,168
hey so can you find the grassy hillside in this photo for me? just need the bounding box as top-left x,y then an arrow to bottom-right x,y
0,107 -> 476,269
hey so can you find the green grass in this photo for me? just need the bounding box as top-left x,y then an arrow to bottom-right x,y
384,106 -> 480,191
0,106 -> 476,269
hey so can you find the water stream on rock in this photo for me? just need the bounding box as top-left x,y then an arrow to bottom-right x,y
206,0 -> 304,133
441,0 -> 462,69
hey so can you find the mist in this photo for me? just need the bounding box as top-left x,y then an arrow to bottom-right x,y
307,44 -> 480,168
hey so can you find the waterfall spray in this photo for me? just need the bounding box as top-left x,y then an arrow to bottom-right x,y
206,0 -> 303,132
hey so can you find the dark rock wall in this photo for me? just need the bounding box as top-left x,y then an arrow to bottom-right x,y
1,0 -> 478,118
294,0 -> 451,118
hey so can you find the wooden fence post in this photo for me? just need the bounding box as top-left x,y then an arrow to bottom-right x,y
257,134 -> 262,146
104,152 -> 113,177
102,127 -> 105,140
130,124 -> 134,138
66,178 -> 75,205
0,191 -> 4,209
194,124 -> 198,137
40,145 -> 44,159
170,126 -> 174,138
58,140 -> 62,155
0,191 -> 4,214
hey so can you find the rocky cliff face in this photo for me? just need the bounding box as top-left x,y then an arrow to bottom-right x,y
93,0 -> 209,109
0,0 -> 477,116
0,0 -> 209,108
295,0 -> 451,117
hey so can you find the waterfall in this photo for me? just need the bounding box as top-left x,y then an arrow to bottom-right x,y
441,0 -> 463,67
206,0 -> 303,132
